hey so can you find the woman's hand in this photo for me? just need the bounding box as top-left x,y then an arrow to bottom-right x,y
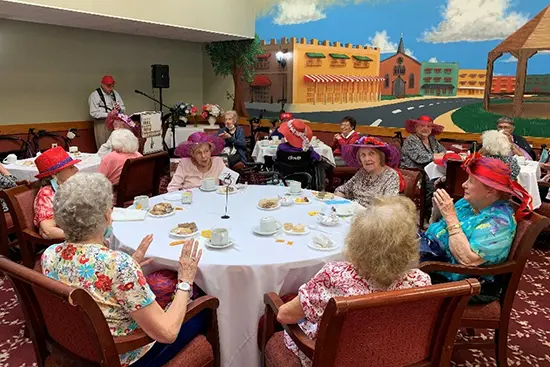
133,234 -> 154,267
177,239 -> 202,284
433,153 -> 445,161
0,163 -> 10,176
433,189 -> 457,223
334,192 -> 346,198
219,132 -> 231,140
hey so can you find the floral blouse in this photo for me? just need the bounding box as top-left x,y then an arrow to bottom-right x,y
41,242 -> 156,366
425,199 -> 516,281
284,261 -> 431,366
33,185 -> 55,228
334,167 -> 400,207
400,134 -> 445,169
1,173 -> 17,212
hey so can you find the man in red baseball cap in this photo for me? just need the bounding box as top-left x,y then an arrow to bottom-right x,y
88,75 -> 126,149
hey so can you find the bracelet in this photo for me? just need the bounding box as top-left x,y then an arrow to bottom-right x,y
448,230 -> 461,237
447,223 -> 461,232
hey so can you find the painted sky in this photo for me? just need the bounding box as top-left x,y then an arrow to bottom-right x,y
255,0 -> 550,75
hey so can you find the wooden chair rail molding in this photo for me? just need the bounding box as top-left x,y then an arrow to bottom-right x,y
2,118 -> 549,149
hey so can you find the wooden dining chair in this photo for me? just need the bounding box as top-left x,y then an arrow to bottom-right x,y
0,182 -> 58,268
400,168 -> 425,226
0,180 -> 29,262
261,279 -> 481,367
0,256 -> 221,367
420,207 -> 549,366
115,151 -> 169,208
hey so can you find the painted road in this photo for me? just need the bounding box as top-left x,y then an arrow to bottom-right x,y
248,98 -> 480,128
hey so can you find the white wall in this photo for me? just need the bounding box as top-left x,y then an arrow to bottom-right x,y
0,19 -> 211,124
7,0 -> 255,38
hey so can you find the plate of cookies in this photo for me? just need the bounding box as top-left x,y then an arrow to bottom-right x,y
283,222 -> 310,235
148,203 -> 176,218
170,222 -> 199,238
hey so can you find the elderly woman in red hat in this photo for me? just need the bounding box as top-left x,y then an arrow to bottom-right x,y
97,110 -> 140,158
335,136 -> 401,207
33,146 -> 80,239
277,119 -> 321,161
421,154 -> 532,303
167,132 -> 226,192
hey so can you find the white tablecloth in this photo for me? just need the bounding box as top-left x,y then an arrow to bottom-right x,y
111,186 -> 348,367
3,153 -> 101,182
164,126 -> 205,149
252,141 -> 336,166
424,160 -> 542,209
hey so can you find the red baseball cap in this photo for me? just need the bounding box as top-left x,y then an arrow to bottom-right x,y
101,75 -> 115,85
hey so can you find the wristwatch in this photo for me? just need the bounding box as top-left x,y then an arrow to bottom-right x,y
176,282 -> 193,293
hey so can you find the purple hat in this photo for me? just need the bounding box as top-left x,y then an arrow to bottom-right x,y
175,132 -> 224,158
341,136 -> 401,168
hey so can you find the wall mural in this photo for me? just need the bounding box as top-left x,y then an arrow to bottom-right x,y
246,0 -> 550,137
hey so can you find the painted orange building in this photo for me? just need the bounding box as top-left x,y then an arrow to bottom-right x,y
457,69 -> 486,96
491,76 -> 516,94
244,37 -> 382,109
379,36 -> 420,97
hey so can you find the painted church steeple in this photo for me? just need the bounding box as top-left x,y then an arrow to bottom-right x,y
397,33 -> 405,54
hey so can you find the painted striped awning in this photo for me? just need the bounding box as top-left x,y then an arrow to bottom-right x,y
304,74 -> 385,83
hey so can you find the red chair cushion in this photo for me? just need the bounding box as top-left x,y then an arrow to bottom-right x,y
4,212 -> 14,231
265,331 -> 301,367
163,334 -> 214,367
462,301 -> 501,322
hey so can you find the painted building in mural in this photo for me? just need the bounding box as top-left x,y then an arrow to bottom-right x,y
379,36 -> 420,97
457,69 -> 486,96
244,37 -> 383,108
419,62 -> 459,96
491,76 -> 516,94
525,74 -> 550,94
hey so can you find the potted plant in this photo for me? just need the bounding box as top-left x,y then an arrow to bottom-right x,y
201,104 -> 223,126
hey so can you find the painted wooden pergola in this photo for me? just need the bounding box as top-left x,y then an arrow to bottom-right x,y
483,5 -> 550,117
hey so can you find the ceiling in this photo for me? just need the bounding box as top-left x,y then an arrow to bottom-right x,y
0,1 -> 249,43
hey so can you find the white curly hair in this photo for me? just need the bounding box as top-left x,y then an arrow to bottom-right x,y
54,173 -> 113,243
482,130 -> 512,157
111,128 -> 139,153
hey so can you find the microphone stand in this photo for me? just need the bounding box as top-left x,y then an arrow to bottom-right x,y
135,89 -> 178,154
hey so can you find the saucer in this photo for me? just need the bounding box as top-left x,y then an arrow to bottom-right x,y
199,185 -> 217,192
253,222 -> 282,236
285,189 -> 303,196
148,210 -> 176,218
205,239 -> 235,249
307,241 -> 338,251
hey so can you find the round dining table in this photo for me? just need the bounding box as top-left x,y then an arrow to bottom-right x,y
111,185 -> 350,367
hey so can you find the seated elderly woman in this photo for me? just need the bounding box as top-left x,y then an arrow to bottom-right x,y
42,172 -> 205,366
98,128 -> 142,186
33,146 -> 79,239
334,136 -> 401,207
217,110 -> 247,168
420,154 -> 532,303
168,132 -> 225,192
276,196 -> 431,366
98,111 -> 140,158
479,129 -> 520,180
277,119 -> 321,161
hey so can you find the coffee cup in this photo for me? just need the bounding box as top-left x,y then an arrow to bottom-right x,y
133,195 -> 150,210
272,136 -> 280,142
2,154 -> 17,165
289,180 -> 301,194
202,177 -> 217,190
211,228 -> 229,246
260,216 -> 278,233
69,146 -> 79,153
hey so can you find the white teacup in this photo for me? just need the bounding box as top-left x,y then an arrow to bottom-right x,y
69,146 -> 79,153
133,195 -> 150,210
211,228 -> 229,246
516,156 -> 526,165
202,178 -> 217,190
272,136 -> 280,142
260,216 -> 278,233
289,180 -> 302,194
2,154 -> 17,165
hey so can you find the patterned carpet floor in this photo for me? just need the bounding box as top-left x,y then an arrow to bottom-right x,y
1,239 -> 549,367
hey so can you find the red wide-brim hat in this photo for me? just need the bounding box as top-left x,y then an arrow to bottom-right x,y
35,146 -> 81,179
279,119 -> 313,150
175,132 -> 225,158
341,136 -> 401,169
405,115 -> 444,135
462,153 -> 532,220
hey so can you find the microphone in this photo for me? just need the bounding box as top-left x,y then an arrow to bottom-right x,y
134,89 -> 145,95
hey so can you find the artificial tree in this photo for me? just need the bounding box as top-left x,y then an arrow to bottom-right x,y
205,34 -> 264,118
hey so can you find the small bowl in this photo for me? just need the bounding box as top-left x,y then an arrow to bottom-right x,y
280,197 -> 293,206
317,215 -> 339,226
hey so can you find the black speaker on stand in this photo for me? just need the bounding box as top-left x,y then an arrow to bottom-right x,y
151,64 -> 174,154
